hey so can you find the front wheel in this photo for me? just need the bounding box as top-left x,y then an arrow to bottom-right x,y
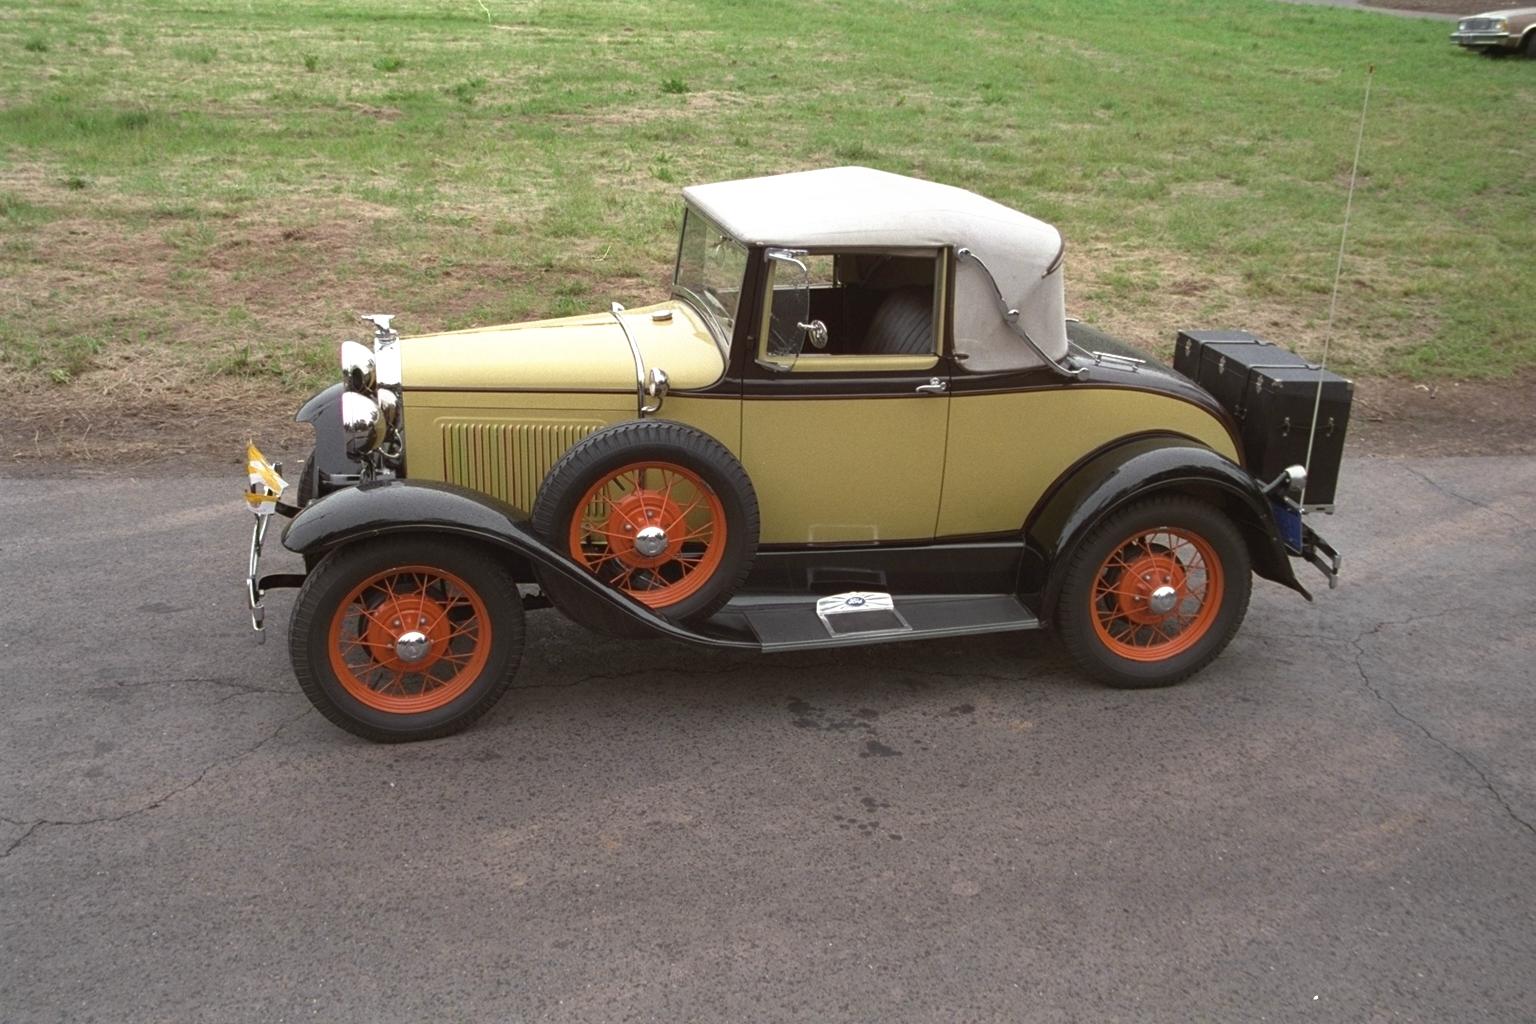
289,537 -> 525,742
1056,496 -> 1251,689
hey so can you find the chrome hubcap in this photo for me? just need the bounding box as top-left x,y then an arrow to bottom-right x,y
394,630 -> 431,663
1147,584 -> 1178,615
634,525 -> 669,558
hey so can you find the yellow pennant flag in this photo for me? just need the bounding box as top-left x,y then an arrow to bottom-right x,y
245,442 -> 288,515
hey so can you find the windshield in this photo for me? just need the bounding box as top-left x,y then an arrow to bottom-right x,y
673,207 -> 747,350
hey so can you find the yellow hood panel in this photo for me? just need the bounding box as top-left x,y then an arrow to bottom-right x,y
399,300 -> 726,392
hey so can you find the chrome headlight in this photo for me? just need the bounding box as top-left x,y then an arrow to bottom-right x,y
376,386 -> 400,429
342,314 -> 402,464
341,340 -> 376,394
341,391 -> 385,457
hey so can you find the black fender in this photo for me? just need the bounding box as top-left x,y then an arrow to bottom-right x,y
1022,435 -> 1308,618
295,383 -> 363,497
280,478 -> 756,649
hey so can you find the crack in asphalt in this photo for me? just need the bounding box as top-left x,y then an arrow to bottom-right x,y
0,708 -> 312,861
1271,611 -> 1536,838
1400,465 -> 1536,532
1350,629 -> 1535,839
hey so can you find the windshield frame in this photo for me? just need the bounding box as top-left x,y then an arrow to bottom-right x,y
671,205 -> 748,358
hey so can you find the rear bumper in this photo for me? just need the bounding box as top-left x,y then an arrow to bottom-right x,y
1299,523 -> 1341,591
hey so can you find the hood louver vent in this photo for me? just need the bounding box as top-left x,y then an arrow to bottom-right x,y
441,419 -> 604,511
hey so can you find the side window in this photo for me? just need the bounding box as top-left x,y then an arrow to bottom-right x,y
767,254 -> 835,359
760,251 -> 943,370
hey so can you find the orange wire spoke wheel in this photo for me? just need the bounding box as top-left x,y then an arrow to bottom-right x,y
566,461 -> 728,609
326,565 -> 492,713
1089,526 -> 1225,662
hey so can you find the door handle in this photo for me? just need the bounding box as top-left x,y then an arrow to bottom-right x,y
914,378 -> 947,395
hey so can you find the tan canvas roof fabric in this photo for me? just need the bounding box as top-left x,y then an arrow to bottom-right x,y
683,166 -> 1069,363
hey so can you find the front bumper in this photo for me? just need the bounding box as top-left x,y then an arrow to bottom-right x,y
244,447 -> 305,638
1451,30 -> 1517,48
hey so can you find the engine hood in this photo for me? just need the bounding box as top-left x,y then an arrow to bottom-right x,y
398,300 -> 726,393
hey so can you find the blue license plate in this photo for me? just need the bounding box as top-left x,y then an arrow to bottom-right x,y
1270,499 -> 1303,554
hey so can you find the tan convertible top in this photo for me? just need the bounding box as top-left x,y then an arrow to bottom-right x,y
683,166 -> 1069,364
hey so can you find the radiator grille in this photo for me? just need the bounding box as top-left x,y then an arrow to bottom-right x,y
1464,17 -> 1497,29
440,419 -> 603,510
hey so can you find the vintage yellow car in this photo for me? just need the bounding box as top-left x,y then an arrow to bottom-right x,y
245,167 -> 1348,742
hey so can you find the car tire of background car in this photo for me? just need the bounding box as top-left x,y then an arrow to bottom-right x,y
289,536 -> 525,743
531,419 -> 759,629
1055,496 -> 1251,690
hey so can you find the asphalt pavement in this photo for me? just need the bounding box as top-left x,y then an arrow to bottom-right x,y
2,456 -> 1533,1023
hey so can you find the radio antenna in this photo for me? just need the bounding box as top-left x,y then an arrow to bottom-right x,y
1304,64 -> 1374,504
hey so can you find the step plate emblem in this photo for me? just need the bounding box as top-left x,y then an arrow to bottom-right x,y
815,592 -> 913,638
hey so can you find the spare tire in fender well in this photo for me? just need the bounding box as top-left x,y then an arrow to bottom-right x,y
1023,435 -> 1307,616
531,418 -> 760,626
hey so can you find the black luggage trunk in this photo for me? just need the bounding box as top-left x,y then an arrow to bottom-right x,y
1173,329 -> 1353,506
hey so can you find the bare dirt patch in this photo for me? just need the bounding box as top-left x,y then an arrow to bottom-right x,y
1349,377 -> 1536,457
1,377 -> 311,472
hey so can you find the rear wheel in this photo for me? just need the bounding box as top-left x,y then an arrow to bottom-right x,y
1056,497 -> 1251,689
290,537 -> 524,742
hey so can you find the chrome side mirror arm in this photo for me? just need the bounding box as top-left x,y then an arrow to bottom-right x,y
798,320 -> 829,350
611,302 -> 666,417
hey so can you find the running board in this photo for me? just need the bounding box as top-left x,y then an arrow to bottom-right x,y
726,592 -> 1040,653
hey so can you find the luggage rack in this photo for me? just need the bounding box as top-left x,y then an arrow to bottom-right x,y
1174,328 -> 1353,508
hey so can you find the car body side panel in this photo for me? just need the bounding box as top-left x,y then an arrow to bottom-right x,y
937,387 -> 1241,537
741,395 -> 949,544
657,396 -> 743,457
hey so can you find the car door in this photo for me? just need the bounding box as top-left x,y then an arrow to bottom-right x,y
738,249 -> 951,546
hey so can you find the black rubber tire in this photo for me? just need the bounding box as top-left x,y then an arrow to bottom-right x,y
530,419 -> 759,626
289,536 -> 525,743
1055,496 -> 1251,690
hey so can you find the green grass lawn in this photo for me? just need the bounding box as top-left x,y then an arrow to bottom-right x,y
0,0 -> 1532,404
